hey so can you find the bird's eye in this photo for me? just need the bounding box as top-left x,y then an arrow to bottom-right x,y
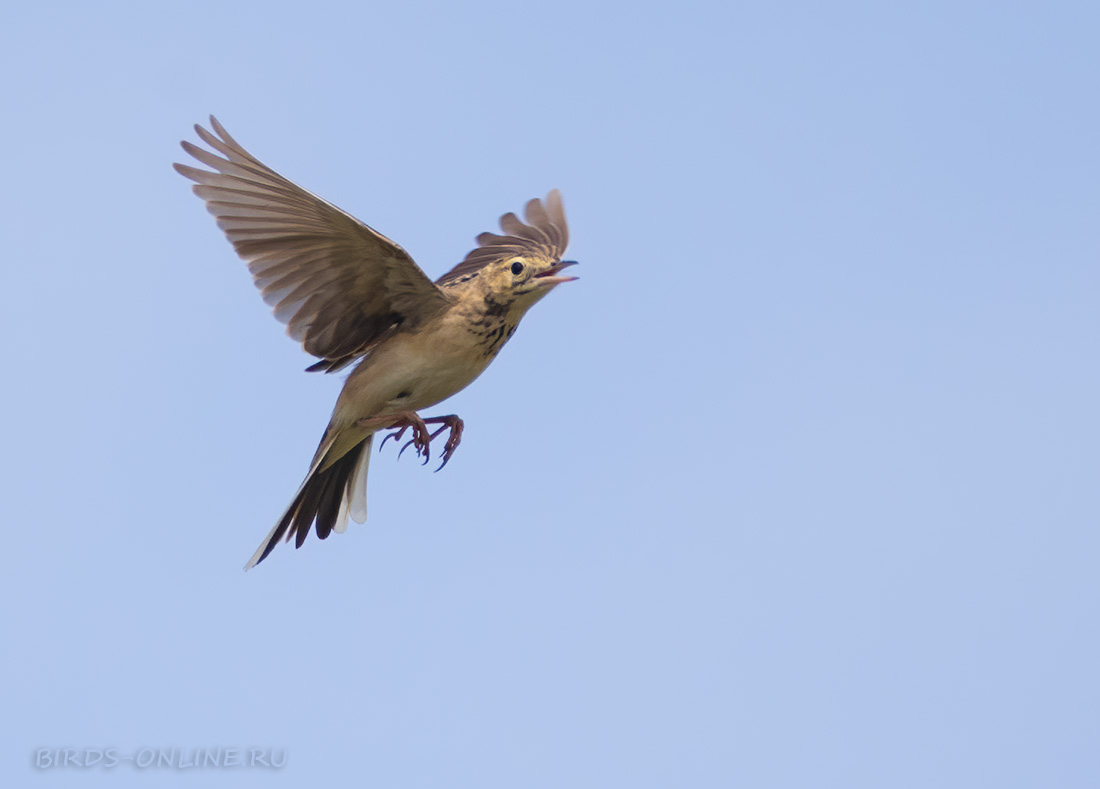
510,261 -> 524,276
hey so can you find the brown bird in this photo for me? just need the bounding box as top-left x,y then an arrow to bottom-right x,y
174,117 -> 576,569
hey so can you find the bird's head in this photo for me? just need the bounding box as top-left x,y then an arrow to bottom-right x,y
436,190 -> 576,314
475,254 -> 578,308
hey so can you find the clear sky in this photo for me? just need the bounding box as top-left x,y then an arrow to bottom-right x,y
3,0 -> 1098,786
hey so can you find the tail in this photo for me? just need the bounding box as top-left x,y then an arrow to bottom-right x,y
243,433 -> 374,570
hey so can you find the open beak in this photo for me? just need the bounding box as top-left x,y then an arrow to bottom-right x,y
534,260 -> 579,286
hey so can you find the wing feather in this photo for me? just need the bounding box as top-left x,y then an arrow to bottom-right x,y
175,116 -> 452,371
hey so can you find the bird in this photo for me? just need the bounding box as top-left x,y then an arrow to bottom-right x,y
174,117 -> 577,570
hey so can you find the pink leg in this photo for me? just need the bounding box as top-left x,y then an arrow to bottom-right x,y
374,413 -> 464,471
418,415 -> 464,472
360,411 -> 433,463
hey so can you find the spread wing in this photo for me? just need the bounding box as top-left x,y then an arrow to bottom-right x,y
174,116 -> 452,372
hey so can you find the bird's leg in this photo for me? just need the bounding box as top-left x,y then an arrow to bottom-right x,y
418,415 -> 464,472
369,412 -> 464,469
363,412 -> 433,464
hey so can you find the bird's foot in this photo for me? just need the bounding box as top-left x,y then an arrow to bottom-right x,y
376,413 -> 433,464
373,412 -> 464,470
420,415 -> 464,472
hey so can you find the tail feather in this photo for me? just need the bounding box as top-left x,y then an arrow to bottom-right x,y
243,434 -> 373,570
348,438 -> 372,523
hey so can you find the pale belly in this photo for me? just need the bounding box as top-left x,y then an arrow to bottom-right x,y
332,313 -> 506,423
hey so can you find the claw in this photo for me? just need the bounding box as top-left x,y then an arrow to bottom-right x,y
434,440 -> 456,472
433,419 -> 464,472
398,437 -> 430,464
379,425 -> 409,452
381,415 -> 432,462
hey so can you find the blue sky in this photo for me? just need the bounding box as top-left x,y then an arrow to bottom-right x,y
3,0 -> 1098,786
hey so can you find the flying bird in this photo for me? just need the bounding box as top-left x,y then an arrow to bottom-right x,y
174,117 -> 576,569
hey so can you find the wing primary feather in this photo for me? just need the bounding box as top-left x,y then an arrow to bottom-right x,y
175,118 -> 451,369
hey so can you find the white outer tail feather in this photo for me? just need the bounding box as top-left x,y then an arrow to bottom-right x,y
242,434 -> 373,570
